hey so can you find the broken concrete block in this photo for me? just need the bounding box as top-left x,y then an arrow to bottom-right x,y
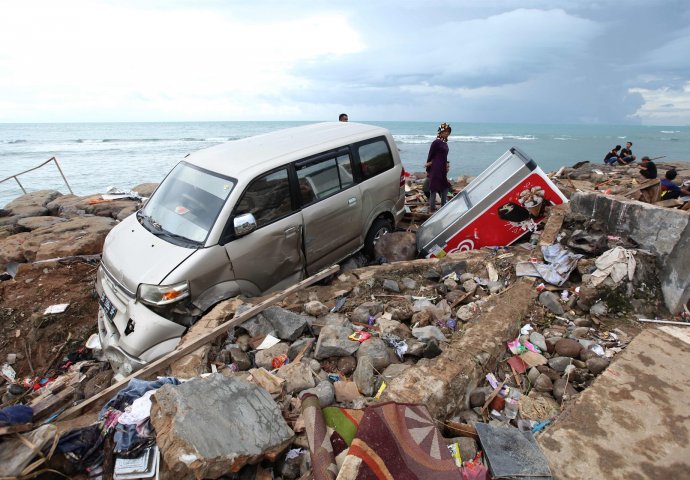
262,307 -> 311,342
353,356 -> 375,396
150,374 -> 294,478
314,325 -> 359,360
276,362 -> 316,394
356,337 -> 392,371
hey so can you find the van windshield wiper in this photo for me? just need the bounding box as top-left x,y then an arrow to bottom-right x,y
151,227 -> 200,247
136,210 -> 161,230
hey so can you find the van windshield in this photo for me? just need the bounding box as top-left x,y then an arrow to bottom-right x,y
138,162 -> 235,246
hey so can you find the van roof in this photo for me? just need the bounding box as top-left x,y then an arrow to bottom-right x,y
186,122 -> 392,180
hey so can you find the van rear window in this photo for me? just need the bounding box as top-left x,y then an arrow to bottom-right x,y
358,140 -> 394,180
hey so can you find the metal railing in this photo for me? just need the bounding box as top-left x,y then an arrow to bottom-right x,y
0,157 -> 74,196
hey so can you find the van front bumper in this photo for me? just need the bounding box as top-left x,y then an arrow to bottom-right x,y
96,266 -> 185,378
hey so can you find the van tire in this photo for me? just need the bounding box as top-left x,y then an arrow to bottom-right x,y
364,218 -> 393,259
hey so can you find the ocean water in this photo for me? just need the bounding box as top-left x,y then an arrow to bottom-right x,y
1,121 -> 689,207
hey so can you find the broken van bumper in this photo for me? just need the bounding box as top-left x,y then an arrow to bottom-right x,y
95,266 -> 185,378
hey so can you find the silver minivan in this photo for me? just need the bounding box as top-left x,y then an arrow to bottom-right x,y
94,122 -> 406,376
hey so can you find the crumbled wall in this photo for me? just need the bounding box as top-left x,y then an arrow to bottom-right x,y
569,192 -> 690,314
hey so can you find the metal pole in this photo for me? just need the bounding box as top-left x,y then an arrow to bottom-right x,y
51,157 -> 74,194
14,176 -> 27,194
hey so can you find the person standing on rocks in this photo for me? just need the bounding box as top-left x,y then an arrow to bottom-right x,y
425,122 -> 452,212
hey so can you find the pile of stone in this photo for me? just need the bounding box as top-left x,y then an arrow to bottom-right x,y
0,187 -> 156,271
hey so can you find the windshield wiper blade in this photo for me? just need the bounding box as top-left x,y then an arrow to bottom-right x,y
137,210 -> 161,230
155,227 -> 198,246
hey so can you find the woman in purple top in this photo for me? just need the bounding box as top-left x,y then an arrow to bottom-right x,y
425,122 -> 452,212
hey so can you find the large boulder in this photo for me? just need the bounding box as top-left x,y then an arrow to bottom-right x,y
3,190 -> 62,210
373,231 -> 417,262
0,232 -> 31,269
151,374 -> 294,478
21,215 -> 116,261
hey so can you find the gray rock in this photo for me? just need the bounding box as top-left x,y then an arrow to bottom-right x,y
539,291 -> 565,315
226,345 -> 252,371
288,337 -> 316,360
571,327 -> 590,339
314,325 -> 359,360
309,359 -> 322,374
459,273 -> 474,283
527,367 -> 541,385
254,343 -> 290,370
304,301 -> 329,317
262,307 -> 311,342
381,363 -> 412,383
534,373 -> 554,392
586,357 -> 610,375
356,338 -> 392,370
337,356 -> 357,376
150,374 -> 294,478
404,339 -> 426,357
353,356 -> 375,396
487,280 -> 503,295
382,279 -> 400,293
552,378 -> 578,403
412,325 -> 446,342
385,301 -> 414,322
590,301 -> 608,316
529,332 -> 547,352
462,279 -> 477,295
350,302 -> 384,324
276,362 -> 316,394
573,318 -> 593,327
554,338 -> 582,358
300,381 -> 335,407
548,356 -> 573,372
443,278 -> 458,290
238,305 -> 275,338
377,318 -> 411,338
567,230 -> 608,255
401,277 -> 417,291
456,304 -> 475,322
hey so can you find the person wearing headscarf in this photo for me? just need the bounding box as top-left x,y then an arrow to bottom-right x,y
425,122 -> 452,212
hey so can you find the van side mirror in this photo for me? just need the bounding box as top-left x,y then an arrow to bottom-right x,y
233,213 -> 257,237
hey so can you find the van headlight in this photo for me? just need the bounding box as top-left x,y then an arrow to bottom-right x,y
138,281 -> 190,306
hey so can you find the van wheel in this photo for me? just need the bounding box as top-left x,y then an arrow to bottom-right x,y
364,218 -> 393,259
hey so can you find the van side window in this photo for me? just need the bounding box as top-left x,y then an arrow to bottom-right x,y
296,153 -> 354,205
357,140 -> 394,180
235,168 -> 292,228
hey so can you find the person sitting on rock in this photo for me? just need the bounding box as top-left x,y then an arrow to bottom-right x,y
660,169 -> 690,200
638,156 -> 657,179
618,141 -> 636,164
604,145 -> 621,165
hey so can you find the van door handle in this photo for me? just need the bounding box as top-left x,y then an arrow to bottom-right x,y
348,197 -> 357,206
285,226 -> 298,234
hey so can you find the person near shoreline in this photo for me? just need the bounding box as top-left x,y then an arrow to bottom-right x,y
638,156 -> 657,179
339,113 -> 348,122
425,122 -> 452,212
604,145 -> 621,165
660,169 -> 690,200
618,141 -> 636,164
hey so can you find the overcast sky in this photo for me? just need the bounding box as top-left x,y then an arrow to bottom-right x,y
1,1 -> 689,125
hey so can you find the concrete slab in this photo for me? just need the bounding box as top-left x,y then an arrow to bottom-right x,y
538,327 -> 690,479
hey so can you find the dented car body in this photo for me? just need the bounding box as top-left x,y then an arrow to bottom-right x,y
95,122 -> 406,376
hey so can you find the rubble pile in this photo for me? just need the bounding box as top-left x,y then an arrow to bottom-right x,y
1,159 -> 688,479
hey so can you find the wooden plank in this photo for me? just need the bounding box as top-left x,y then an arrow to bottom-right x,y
0,423 -> 33,436
444,421 -> 479,441
622,178 -> 660,197
58,264 -> 340,420
31,386 -> 76,420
